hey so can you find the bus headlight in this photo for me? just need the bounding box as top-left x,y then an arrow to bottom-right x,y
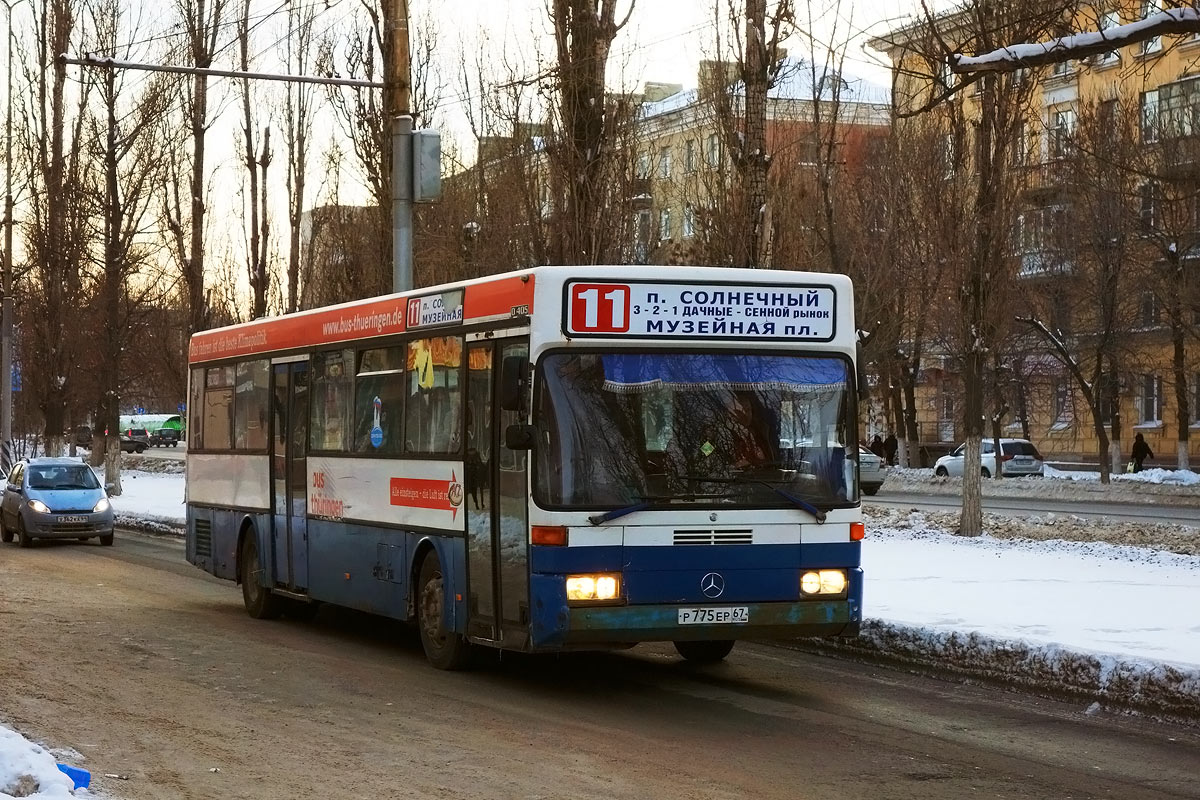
800,569 -> 847,597
566,573 -> 622,603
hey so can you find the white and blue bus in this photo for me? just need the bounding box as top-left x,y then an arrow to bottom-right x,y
185,266 -> 864,668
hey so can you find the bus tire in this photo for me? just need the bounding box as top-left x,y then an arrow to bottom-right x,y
673,640 -> 735,663
240,533 -> 283,620
417,553 -> 472,670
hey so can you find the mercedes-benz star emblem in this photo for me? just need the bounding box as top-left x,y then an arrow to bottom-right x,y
700,572 -> 725,599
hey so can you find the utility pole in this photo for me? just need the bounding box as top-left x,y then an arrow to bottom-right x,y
386,0 -> 413,293
1,0 -> 25,476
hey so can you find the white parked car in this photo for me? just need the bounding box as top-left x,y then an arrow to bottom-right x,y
858,446 -> 885,495
933,438 -> 1044,478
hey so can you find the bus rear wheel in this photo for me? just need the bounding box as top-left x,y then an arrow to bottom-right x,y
674,640 -> 735,663
240,534 -> 283,620
417,554 -> 472,670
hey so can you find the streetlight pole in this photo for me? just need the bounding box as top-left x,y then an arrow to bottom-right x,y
1,0 -> 23,476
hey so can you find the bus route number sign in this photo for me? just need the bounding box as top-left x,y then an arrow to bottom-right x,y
564,281 -> 836,341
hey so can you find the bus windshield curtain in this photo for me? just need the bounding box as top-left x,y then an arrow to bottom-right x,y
600,353 -> 847,395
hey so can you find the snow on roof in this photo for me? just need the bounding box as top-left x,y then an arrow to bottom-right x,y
639,56 -> 892,120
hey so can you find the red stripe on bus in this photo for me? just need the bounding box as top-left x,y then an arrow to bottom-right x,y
189,274 -> 533,364
464,274 -> 535,320
188,295 -> 410,363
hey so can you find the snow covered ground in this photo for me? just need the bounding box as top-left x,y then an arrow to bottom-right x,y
0,723 -> 89,798
886,463 -> 1200,505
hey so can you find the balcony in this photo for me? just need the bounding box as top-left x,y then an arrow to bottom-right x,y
1017,250 -> 1074,279
1016,162 -> 1070,199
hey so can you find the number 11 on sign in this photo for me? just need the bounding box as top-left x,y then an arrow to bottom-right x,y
571,284 -> 630,333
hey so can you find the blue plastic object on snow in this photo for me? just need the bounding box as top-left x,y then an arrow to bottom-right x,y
56,763 -> 91,790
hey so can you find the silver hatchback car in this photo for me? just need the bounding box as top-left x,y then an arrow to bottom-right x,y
933,438 -> 1044,478
1,458 -> 115,547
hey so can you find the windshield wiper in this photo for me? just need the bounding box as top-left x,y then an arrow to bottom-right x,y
587,492 -> 732,526
682,475 -> 827,524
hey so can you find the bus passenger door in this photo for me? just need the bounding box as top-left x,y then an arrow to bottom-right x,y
271,361 -> 309,592
464,339 -> 530,647
465,343 -> 497,640
496,342 -> 530,646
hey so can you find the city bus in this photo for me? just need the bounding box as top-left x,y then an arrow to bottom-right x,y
185,266 -> 864,668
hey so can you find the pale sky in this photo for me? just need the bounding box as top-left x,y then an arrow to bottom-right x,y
1,0 -> 913,312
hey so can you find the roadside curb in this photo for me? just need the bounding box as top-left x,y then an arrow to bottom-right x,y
772,620 -> 1200,724
114,516 -> 184,538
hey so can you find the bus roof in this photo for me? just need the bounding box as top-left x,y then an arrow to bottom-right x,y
188,265 -> 854,364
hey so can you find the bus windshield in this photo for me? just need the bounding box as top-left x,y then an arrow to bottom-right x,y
534,351 -> 856,511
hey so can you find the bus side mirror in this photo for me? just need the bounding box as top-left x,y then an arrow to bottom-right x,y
504,423 -> 535,450
500,356 -> 528,412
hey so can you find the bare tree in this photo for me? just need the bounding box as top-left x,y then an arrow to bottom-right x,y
319,2 -> 442,295
82,0 -> 178,491
236,0 -> 270,320
546,0 -> 635,264
18,0 -> 91,456
283,0 -> 317,312
170,0 -> 227,334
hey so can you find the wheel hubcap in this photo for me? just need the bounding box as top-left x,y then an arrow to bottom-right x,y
420,570 -> 447,647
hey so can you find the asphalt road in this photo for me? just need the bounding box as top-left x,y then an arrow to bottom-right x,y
868,489 -> 1200,525
1,531 -> 1197,800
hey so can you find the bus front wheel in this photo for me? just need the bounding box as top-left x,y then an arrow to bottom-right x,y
417,554 -> 472,670
240,534 -> 283,620
674,640 -> 735,663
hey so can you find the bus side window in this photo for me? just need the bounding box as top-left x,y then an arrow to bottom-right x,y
405,336 -> 463,456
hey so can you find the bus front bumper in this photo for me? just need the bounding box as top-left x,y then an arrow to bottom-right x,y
532,597 -> 860,649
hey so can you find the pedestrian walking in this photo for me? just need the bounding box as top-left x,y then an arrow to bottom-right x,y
883,432 -> 898,466
869,434 -> 885,459
1131,433 -> 1154,473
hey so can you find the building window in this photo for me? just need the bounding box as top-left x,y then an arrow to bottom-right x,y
658,146 -> 671,178
682,205 -> 695,239
1098,11 -> 1120,64
1049,108 -> 1075,159
1191,373 -> 1200,424
1052,379 -> 1071,423
636,152 -> 650,179
1139,374 -> 1163,423
659,207 -> 672,241
632,209 -> 651,263
706,133 -> 720,167
1139,182 -> 1161,229
685,139 -> 697,172
1141,0 -> 1162,54
1140,291 -> 1161,326
1051,58 -> 1072,78
1098,373 -> 1119,424
1141,89 -> 1160,143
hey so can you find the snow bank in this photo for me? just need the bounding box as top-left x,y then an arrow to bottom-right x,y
1045,465 -> 1200,486
99,470 -> 185,532
884,465 -> 1200,505
793,621 -> 1200,720
0,723 -> 82,798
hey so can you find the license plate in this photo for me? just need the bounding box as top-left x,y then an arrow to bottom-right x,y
58,515 -> 88,524
677,607 -> 749,625
1015,457 -> 1032,463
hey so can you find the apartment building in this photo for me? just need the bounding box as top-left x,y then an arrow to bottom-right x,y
632,57 -> 892,264
874,1 -> 1200,465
